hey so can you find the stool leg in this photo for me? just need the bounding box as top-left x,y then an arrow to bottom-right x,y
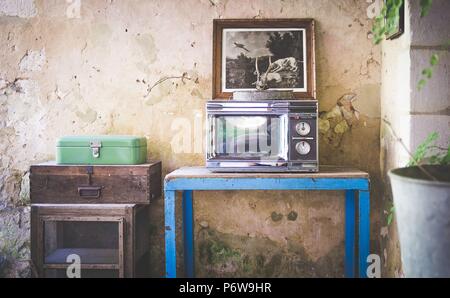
182,190 -> 195,278
345,190 -> 355,278
164,190 -> 176,278
358,190 -> 370,278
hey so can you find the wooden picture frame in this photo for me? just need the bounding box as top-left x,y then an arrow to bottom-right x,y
213,19 -> 316,99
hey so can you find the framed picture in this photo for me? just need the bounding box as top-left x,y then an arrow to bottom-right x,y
213,19 -> 316,99
385,0 -> 404,40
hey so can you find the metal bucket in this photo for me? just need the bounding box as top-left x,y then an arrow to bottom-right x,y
388,165 -> 450,277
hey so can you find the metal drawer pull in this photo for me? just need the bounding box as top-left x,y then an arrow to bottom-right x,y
78,186 -> 102,198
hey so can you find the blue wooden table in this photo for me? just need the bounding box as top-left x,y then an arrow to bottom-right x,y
164,166 -> 370,278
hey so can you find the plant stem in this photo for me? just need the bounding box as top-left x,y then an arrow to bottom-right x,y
382,117 -> 438,181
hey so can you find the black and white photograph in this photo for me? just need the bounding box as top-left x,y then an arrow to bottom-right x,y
213,19 -> 315,99
222,28 -> 306,92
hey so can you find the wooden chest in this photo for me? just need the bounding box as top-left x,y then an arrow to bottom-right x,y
30,161 -> 161,204
30,161 -> 162,278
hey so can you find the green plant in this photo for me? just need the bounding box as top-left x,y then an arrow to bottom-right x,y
387,204 -> 395,226
372,0 -> 444,90
418,53 -> 439,90
373,0 -> 434,44
419,0 -> 433,17
372,0 -> 403,45
408,132 -> 450,166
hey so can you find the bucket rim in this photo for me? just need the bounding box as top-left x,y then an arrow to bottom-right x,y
388,165 -> 450,187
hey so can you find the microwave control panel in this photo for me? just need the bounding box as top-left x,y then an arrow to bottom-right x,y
289,113 -> 317,162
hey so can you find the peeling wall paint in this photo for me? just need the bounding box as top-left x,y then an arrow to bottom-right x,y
19,49 -> 45,72
0,0 -> 384,277
319,93 -> 361,147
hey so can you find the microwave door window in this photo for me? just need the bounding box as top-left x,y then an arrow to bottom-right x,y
212,116 -> 287,161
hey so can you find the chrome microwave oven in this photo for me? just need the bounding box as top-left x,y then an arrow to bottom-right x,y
206,100 -> 318,172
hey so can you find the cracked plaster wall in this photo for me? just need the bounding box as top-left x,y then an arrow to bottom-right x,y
1,0 -> 384,277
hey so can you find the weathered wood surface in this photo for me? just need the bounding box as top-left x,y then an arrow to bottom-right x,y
165,165 -> 369,180
30,161 -> 159,175
30,161 -> 161,204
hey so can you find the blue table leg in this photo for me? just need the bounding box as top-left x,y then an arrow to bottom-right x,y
345,190 -> 355,278
358,190 -> 370,278
164,190 -> 176,278
182,190 -> 195,278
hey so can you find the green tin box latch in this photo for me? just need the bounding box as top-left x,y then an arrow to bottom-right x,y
90,140 -> 102,158
56,135 -> 147,165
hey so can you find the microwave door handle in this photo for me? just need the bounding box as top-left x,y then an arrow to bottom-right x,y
207,103 -> 223,108
271,103 -> 289,108
208,111 -> 284,115
284,114 -> 290,161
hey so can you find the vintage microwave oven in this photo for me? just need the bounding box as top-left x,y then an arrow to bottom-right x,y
206,100 -> 318,172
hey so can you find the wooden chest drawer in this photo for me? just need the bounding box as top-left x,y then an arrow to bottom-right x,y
30,161 -> 161,204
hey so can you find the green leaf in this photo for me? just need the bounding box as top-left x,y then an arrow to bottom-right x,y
430,54 -> 439,66
418,53 -> 439,90
387,203 -> 395,226
429,154 -> 440,164
418,79 -> 427,90
422,68 -> 433,79
440,142 -> 450,165
371,1 -> 398,45
385,0 -> 402,34
420,0 -> 433,17
408,132 -> 439,166
387,213 -> 394,226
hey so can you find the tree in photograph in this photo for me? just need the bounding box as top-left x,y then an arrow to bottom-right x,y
266,31 -> 302,61
235,53 -> 257,87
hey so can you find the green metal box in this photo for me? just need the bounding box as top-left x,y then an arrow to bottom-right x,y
56,135 -> 147,165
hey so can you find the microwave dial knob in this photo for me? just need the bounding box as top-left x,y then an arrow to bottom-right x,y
296,122 -> 311,136
296,141 -> 311,155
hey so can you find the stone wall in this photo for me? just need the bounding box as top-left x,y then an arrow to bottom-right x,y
1,0 -> 384,277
